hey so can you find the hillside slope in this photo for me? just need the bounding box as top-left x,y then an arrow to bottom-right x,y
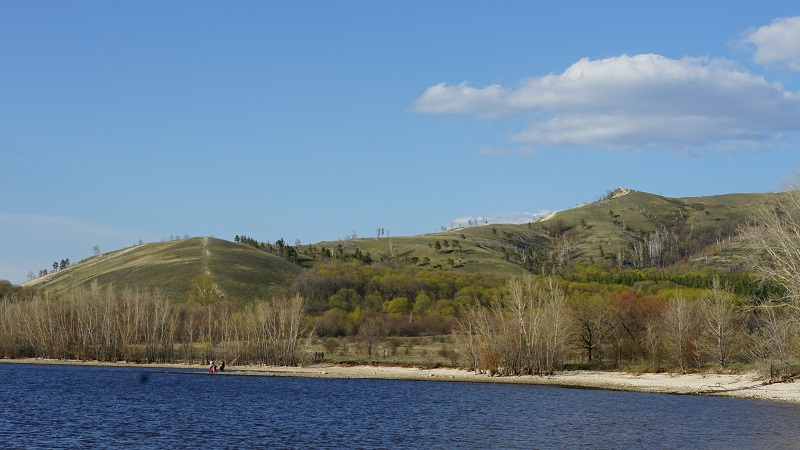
21,189 -> 772,298
24,237 -> 302,301
313,189 -> 770,274
538,188 -> 768,269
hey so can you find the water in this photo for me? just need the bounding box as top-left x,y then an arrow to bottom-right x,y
1,364 -> 799,449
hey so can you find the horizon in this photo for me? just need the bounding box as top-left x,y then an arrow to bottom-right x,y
3,2 -> 800,284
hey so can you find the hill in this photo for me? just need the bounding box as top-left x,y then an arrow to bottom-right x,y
536,188 -> 768,270
313,188 -> 771,275
21,189 -> 773,299
23,237 -> 302,301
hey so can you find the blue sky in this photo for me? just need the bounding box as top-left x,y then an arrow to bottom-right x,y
2,2 -> 800,284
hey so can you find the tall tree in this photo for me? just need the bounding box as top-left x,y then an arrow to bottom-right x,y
663,293 -> 697,373
569,293 -> 612,363
698,279 -> 740,368
743,170 -> 800,307
188,273 -> 221,347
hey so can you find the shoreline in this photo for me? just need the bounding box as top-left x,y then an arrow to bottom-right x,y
2,358 -> 798,403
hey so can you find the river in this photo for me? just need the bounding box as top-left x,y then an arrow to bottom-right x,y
1,363 -> 799,449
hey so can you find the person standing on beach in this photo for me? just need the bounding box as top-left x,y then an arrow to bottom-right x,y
209,360 -> 215,373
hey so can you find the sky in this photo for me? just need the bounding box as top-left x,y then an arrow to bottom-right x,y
3,1 -> 800,284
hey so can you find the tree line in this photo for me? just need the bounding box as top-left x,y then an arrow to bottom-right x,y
235,235 -> 302,265
449,175 -> 800,377
289,260 -> 502,337
0,282 -> 309,366
31,258 -> 72,279
4,171 -> 800,374
3,271 -> 798,375
451,275 -> 799,376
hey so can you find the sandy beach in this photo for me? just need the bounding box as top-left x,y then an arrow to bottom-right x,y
3,358 -> 798,403
228,364 -> 800,403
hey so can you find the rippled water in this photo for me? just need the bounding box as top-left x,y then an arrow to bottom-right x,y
2,363 -> 800,449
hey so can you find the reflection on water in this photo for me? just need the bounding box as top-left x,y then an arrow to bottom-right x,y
2,363 -> 800,449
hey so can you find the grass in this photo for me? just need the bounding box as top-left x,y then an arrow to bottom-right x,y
534,190 -> 768,268
25,237 -> 302,302
306,335 -> 459,368
24,189 -> 774,301
314,226 -> 537,278
310,190 -> 770,277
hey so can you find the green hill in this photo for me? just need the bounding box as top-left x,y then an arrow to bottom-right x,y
313,188 -> 771,275
21,189 -> 774,299
23,237 -> 302,301
315,226 -> 538,277
535,188 -> 769,269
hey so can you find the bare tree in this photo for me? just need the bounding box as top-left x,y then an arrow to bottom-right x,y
540,278 -> 570,375
453,302 -> 483,373
743,170 -> 800,307
663,293 -> 698,373
643,319 -> 662,372
569,294 -> 612,363
188,273 -> 221,347
749,306 -> 798,376
356,313 -> 384,358
506,275 -> 540,373
250,294 -> 310,366
698,279 -> 740,369
452,276 -> 569,376
741,168 -> 800,371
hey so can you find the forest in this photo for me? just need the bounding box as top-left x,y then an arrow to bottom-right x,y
1,260 -> 798,377
4,185 -> 800,377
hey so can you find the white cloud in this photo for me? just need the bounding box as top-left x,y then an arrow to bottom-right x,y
411,82 -> 514,117
414,53 -> 800,150
743,16 -> 800,70
448,210 -> 551,229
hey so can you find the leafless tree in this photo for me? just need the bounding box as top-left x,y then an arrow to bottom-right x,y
663,293 -> 698,373
748,306 -> 799,376
540,278 -> 570,374
742,169 -> 800,308
569,294 -> 612,363
188,273 -> 221,348
506,275 -> 540,373
453,303 -> 482,373
452,276 -> 568,376
698,279 -> 740,369
643,319 -> 662,372
740,168 -> 800,371
250,294 -> 310,366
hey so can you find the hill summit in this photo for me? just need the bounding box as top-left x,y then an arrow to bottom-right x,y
24,237 -> 302,301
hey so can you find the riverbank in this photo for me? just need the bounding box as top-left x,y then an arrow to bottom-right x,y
2,358 -> 798,403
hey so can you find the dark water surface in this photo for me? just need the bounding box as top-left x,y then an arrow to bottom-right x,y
1,363 -> 799,449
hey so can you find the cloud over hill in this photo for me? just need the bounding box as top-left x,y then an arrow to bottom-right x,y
413,16 -> 800,152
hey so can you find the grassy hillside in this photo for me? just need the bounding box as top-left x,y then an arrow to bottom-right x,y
21,189 -> 773,299
314,224 -> 542,277
312,188 -> 771,275
24,237 -> 302,301
538,188 -> 769,269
